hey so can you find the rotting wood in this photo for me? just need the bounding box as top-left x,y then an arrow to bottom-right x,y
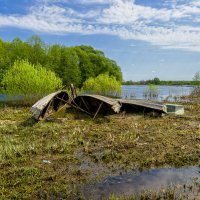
80,97 -> 90,112
71,95 -> 121,116
70,99 -> 93,116
30,91 -> 69,120
72,95 -> 166,116
31,92 -> 168,120
118,99 -> 167,114
93,102 -> 103,119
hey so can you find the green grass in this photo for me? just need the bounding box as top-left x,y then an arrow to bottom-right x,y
0,103 -> 200,199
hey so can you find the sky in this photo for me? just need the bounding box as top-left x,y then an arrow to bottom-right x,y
0,0 -> 200,81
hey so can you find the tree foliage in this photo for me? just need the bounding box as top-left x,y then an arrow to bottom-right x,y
1,60 -> 62,103
193,71 -> 200,84
82,74 -> 121,96
0,36 -> 122,88
191,71 -> 200,96
123,77 -> 199,86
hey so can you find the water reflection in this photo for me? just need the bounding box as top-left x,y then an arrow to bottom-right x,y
84,167 -> 200,199
122,85 -> 193,101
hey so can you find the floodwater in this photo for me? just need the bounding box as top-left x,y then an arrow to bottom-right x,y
0,85 -> 193,102
84,166 -> 200,199
0,94 -> 22,102
122,85 -> 193,101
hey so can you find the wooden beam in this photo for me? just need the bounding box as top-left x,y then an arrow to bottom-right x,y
93,102 -> 103,119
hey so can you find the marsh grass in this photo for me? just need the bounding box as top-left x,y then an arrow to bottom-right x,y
143,84 -> 159,100
0,103 -> 200,199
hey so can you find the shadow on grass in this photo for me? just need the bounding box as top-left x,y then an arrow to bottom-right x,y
20,117 -> 38,127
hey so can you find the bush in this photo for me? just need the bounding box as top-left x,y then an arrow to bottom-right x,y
82,74 -> 121,97
1,60 -> 62,105
143,84 -> 159,100
191,71 -> 200,97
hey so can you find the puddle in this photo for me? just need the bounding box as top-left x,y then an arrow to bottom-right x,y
83,166 -> 200,199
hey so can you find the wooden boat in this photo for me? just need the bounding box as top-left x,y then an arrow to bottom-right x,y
30,91 -> 69,120
71,95 -> 167,118
71,95 -> 121,118
118,99 -> 167,114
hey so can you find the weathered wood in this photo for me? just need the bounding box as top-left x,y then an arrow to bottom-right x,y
72,95 -> 167,116
30,91 -> 69,120
71,95 -> 121,115
70,100 -> 93,116
81,97 -> 90,112
93,102 -> 103,119
31,92 -> 167,120
118,99 -> 167,113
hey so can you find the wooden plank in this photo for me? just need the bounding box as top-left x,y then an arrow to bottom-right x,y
93,102 -> 103,119
118,99 -> 167,113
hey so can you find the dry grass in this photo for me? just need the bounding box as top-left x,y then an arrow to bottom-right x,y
0,102 -> 200,199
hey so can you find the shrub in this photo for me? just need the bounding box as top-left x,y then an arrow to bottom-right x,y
143,84 -> 159,100
191,71 -> 200,97
1,59 -> 62,105
82,74 -> 121,97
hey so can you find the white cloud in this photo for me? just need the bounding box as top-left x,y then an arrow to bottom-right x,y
79,0 -> 112,4
98,0 -> 173,24
0,0 -> 200,52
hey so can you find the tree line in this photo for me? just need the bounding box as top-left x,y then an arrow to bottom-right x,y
0,35 -> 122,88
123,76 -> 200,86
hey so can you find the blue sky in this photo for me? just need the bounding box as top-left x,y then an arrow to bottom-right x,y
0,0 -> 200,81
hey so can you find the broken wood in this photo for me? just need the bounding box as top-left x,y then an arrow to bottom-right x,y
93,102 -> 103,119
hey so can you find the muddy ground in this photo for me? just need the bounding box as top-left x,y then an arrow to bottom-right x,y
0,101 -> 199,199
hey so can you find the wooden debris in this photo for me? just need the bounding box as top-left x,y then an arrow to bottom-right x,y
30,91 -> 69,120
71,95 -> 121,116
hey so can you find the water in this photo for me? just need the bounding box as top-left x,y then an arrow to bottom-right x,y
0,94 -> 23,102
84,166 -> 200,199
122,85 -> 193,101
0,85 -> 193,102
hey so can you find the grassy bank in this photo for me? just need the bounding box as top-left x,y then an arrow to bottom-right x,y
0,102 -> 200,199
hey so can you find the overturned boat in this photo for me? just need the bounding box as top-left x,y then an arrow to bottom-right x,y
71,95 -> 121,118
71,95 -> 167,117
30,91 -> 167,120
30,91 -> 69,120
118,99 -> 167,114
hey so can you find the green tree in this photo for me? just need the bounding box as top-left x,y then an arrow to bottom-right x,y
192,71 -> 200,96
1,59 -> 62,104
193,71 -> 200,84
46,44 -> 62,73
9,38 -> 31,62
153,77 -> 161,85
59,48 -> 81,87
0,39 -> 10,82
0,36 -> 123,88
27,35 -> 47,65
82,74 -> 121,96
74,47 -> 95,82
